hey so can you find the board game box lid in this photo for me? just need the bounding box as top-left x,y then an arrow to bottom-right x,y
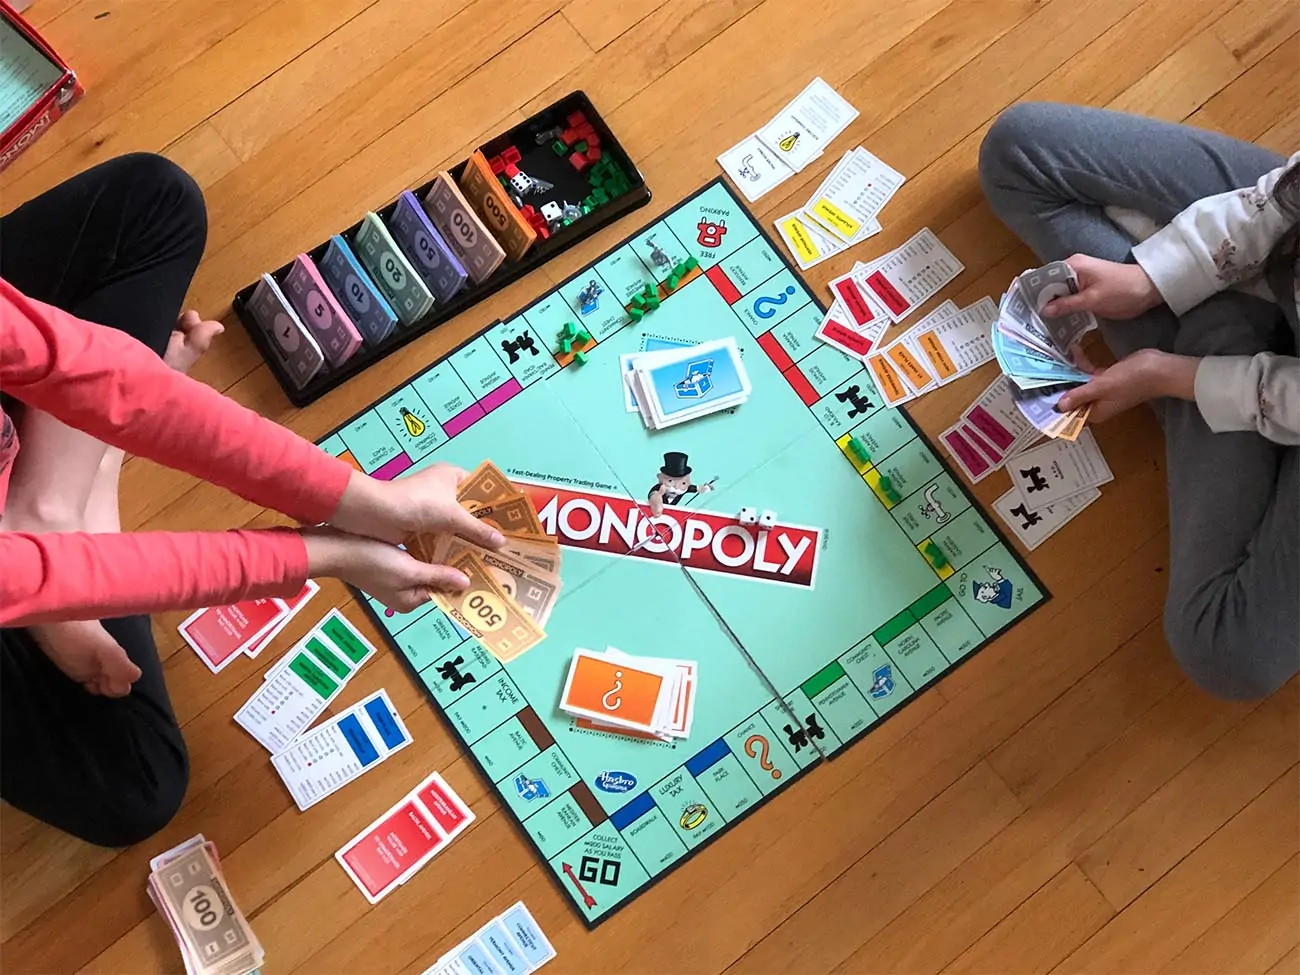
0,0 -> 83,172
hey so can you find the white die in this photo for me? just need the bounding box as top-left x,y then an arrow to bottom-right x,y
509,172 -> 534,195
540,201 -> 563,222
758,510 -> 777,528
738,507 -> 758,525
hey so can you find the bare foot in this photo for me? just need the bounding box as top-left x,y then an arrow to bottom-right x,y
164,310 -> 224,373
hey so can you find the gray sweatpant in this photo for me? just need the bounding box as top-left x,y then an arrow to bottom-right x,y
978,102 -> 1298,701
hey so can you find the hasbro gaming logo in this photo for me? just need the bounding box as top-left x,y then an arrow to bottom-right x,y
594,771 -> 637,794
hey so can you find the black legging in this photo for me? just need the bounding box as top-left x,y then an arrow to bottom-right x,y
0,153 -> 207,846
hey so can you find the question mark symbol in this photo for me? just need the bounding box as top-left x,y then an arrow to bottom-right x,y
745,734 -> 781,779
602,670 -> 624,711
752,285 -> 797,319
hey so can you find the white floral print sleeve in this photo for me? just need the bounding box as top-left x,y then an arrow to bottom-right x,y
1132,152 -> 1300,445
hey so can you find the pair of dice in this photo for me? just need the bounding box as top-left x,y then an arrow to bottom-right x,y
738,508 -> 776,528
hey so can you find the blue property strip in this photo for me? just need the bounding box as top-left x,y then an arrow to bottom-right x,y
684,738 -> 731,778
608,790 -> 656,831
338,714 -> 379,766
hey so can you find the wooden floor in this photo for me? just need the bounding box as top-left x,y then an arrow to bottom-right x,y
2,0 -> 1298,972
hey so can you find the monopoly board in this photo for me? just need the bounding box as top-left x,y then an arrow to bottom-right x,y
316,179 -> 1047,925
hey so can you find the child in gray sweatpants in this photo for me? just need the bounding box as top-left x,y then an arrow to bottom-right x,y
978,102 -> 1298,701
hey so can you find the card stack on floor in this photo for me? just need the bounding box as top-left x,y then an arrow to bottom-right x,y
179,580 -> 319,673
420,902 -> 556,975
336,771 -> 474,904
271,689 -> 413,811
717,77 -> 859,201
234,608 -> 379,754
407,461 -> 561,663
147,835 -> 263,975
994,261 -> 1098,441
992,429 -> 1113,550
560,647 -> 697,741
775,146 -> 905,269
813,227 -> 967,365
622,337 -> 750,429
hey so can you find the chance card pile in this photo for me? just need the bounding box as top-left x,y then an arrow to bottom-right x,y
560,647 -> 697,741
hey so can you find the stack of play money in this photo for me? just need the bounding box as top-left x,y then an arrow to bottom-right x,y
147,835 -> 263,975
993,261 -> 1097,441
406,461 -> 561,663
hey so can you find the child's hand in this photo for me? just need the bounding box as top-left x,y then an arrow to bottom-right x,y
1042,254 -> 1163,321
303,527 -> 473,612
329,463 -> 504,550
1056,348 -> 1199,422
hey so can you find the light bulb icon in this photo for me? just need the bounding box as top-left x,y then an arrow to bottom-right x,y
400,407 -> 426,438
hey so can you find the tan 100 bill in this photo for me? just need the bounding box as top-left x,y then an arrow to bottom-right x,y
457,460 -> 517,510
469,492 -> 547,539
151,843 -> 263,975
500,536 -> 562,575
434,549 -> 546,662
435,536 -> 561,627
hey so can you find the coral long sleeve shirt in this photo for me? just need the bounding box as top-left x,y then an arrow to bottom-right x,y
0,279 -> 353,625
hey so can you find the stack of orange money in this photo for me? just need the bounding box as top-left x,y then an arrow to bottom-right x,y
406,462 -> 561,663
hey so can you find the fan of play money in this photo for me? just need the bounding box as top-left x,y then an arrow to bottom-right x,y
993,261 -> 1098,442
405,462 -> 562,663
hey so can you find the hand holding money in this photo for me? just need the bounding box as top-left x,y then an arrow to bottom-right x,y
1039,253 -> 1163,321
332,462 -> 506,549
406,461 -> 562,663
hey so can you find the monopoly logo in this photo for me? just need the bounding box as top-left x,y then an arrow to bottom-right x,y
516,482 -> 820,588
593,771 -> 637,794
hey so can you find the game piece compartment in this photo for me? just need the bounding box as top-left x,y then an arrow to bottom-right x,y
232,90 -> 650,406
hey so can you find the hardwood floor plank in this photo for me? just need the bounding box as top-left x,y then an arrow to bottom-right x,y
1186,34 -> 1300,142
1162,855 -> 1300,975
162,121 -> 243,189
1257,107 -> 1300,156
839,667 -> 1259,974
1108,29 -> 1243,121
729,764 -> 1024,973
561,0 -> 667,49
1210,0 -> 1300,66
206,0 -> 479,163
986,619 -> 1187,807
5,0 -> 380,204
1058,768 -> 1300,972
1077,681 -> 1299,909
1266,944 -> 1300,974
943,865 -> 1115,973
